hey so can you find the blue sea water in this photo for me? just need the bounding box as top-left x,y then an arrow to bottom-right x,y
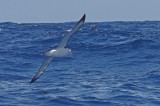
0,21 -> 160,106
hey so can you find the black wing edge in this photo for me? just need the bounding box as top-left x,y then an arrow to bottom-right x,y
76,14 -> 86,26
30,57 -> 53,83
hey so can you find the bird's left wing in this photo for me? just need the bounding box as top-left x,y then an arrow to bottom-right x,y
58,14 -> 86,48
30,56 -> 54,83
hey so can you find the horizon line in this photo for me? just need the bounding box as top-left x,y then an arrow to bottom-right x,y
0,20 -> 160,24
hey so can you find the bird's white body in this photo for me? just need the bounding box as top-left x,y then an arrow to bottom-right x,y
44,48 -> 72,57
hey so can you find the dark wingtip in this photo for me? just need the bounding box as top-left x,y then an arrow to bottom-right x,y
30,77 -> 37,83
77,14 -> 86,25
30,79 -> 34,84
81,14 -> 86,22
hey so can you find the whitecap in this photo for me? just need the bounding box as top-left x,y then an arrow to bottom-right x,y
0,28 -> 3,31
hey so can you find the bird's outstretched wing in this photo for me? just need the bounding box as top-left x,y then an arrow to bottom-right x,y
58,14 -> 86,48
30,56 -> 54,83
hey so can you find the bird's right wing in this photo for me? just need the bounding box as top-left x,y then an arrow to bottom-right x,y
30,56 -> 54,83
58,14 -> 86,48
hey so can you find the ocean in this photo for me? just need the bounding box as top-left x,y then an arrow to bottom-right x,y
0,21 -> 160,106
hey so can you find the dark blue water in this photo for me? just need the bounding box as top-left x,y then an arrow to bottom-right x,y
0,21 -> 160,106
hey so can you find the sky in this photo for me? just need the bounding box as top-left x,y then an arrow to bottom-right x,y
0,0 -> 160,23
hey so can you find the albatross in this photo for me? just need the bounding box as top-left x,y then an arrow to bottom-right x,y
30,14 -> 86,83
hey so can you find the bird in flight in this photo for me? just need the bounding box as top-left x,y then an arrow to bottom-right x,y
30,14 -> 86,83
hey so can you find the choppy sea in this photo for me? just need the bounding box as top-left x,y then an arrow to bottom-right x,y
0,21 -> 160,106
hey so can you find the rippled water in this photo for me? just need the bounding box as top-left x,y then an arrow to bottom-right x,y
0,21 -> 160,106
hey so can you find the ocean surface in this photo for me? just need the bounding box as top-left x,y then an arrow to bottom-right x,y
0,21 -> 160,106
